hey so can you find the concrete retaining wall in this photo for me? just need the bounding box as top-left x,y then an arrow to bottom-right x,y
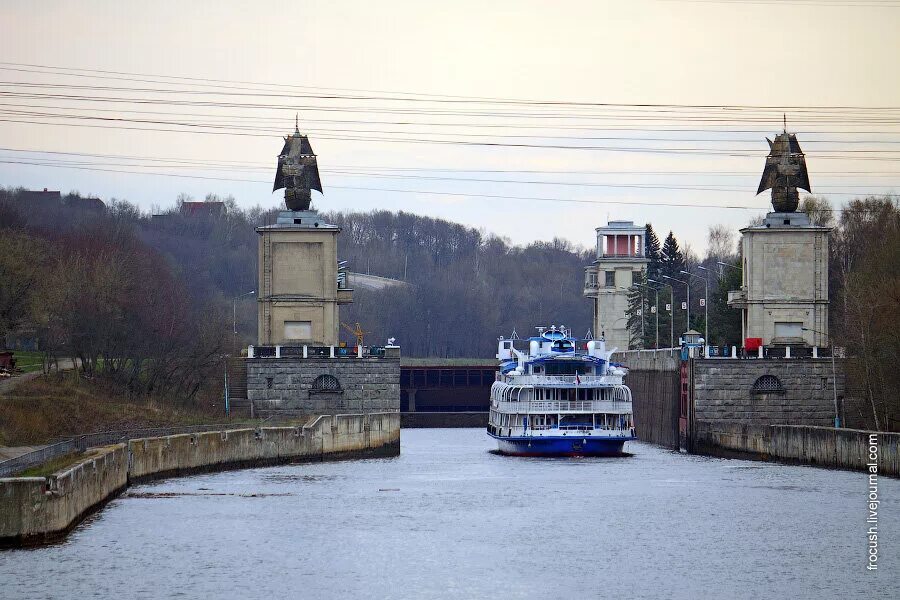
0,444 -> 128,546
1,413 -> 399,547
693,420 -> 899,476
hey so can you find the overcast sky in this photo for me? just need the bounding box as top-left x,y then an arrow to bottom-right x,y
1,0 -> 898,255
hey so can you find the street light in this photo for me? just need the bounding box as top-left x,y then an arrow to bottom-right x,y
649,278 -> 673,348
717,261 -> 741,271
687,268 -> 710,354
645,279 -> 663,349
663,274 -> 689,341
802,326 -> 840,429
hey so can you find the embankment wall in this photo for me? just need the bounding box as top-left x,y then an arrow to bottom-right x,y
693,421 -> 899,476
0,444 -> 128,546
1,413 -> 399,547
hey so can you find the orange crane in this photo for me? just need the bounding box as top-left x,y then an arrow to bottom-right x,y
341,322 -> 372,347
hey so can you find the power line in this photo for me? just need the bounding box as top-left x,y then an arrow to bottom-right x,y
1,146 -> 897,178
2,158 -> 895,204
2,62 -> 899,111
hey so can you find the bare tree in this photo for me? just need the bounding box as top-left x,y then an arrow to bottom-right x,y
706,224 -> 735,262
800,195 -> 835,228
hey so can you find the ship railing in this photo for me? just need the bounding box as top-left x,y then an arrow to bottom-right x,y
507,375 -> 623,386
494,400 -> 632,413
527,424 -> 626,431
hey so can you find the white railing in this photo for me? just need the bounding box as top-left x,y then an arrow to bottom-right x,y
495,400 -> 632,413
506,375 -> 622,386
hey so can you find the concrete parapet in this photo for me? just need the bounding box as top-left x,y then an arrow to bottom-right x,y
693,420 -> 898,477
0,444 -> 128,546
1,413 -> 400,547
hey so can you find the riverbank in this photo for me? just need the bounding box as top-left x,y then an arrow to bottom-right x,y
0,412 -> 399,548
0,373 -> 242,447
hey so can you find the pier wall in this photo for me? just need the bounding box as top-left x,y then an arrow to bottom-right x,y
0,413 -> 399,547
693,421 -> 899,476
0,444 -> 128,546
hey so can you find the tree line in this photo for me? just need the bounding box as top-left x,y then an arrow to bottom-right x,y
1,187 -> 896,428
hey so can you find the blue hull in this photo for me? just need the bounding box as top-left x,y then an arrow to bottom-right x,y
488,433 -> 633,457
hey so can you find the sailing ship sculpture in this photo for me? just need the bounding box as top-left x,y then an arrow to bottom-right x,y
273,117 -> 323,211
756,124 -> 811,213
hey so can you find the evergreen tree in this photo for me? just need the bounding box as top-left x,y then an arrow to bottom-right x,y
645,223 -> 662,281
660,231 -> 688,336
660,231 -> 685,278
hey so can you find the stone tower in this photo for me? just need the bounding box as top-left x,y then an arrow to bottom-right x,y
583,220 -> 648,351
728,131 -> 829,347
257,125 -> 352,346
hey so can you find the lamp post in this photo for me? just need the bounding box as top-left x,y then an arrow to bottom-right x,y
802,326 -> 840,428
233,290 -> 256,355
663,274 -> 689,341
646,279 -> 662,349
685,268 -> 710,354
637,280 -> 661,349
651,279 -> 674,348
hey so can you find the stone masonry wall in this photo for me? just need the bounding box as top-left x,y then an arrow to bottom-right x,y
693,358 -> 845,426
246,357 -> 400,413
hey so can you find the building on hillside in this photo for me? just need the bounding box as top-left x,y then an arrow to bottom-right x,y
64,196 -> 105,212
583,220 -> 648,351
179,201 -> 225,218
19,188 -> 62,211
728,130 -> 830,348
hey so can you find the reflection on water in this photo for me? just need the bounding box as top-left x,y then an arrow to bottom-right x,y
1,428 -> 897,600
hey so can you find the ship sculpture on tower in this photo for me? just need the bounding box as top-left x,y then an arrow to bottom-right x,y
756,121 -> 811,213
273,116 -> 323,211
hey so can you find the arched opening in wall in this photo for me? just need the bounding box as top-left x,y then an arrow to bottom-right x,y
752,374 -> 785,395
312,374 -> 342,392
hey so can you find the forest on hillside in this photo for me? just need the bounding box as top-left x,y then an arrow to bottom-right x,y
0,189 -> 594,358
2,188 -> 897,429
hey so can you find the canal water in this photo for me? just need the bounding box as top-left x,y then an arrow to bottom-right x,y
1,429 -> 897,599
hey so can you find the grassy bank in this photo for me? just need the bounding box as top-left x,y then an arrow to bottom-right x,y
0,373 -> 242,447
8,350 -> 44,374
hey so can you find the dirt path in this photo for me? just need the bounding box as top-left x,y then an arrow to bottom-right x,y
0,359 -> 77,397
